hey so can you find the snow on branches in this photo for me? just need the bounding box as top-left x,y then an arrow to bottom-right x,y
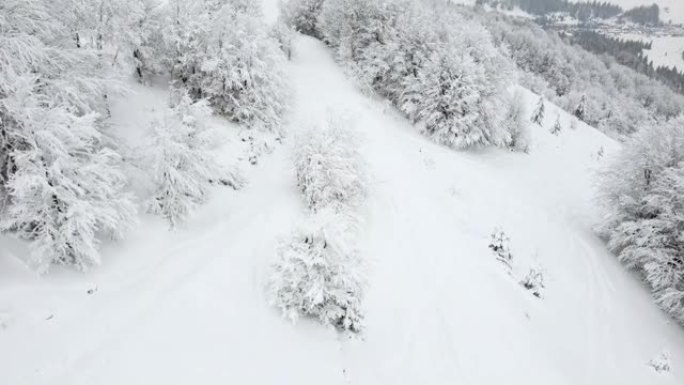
293,116 -> 367,212
0,0 -> 136,272
270,114 -> 368,333
144,91 -> 242,228
269,211 -> 365,333
313,0 -> 517,149
599,117 -> 684,324
162,0 -> 288,132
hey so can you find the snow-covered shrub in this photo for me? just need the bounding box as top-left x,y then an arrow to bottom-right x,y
489,229 -> 513,269
269,211 -> 365,332
162,0 -> 288,132
294,116 -> 366,212
504,91 -> 531,152
599,117 -> 684,324
649,351 -> 671,373
145,91 -> 240,228
520,267 -> 545,298
281,0 -> 325,38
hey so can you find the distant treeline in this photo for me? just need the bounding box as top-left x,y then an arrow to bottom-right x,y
565,31 -> 684,94
477,0 -> 661,25
621,4 -> 660,25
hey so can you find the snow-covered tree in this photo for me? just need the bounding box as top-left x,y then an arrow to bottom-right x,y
599,117 -> 684,324
531,96 -> 545,126
0,80 -> 136,272
551,114 -> 562,135
145,91 -> 240,228
282,0 -> 325,38
294,116 -> 366,212
269,211 -> 365,332
161,0 -> 288,132
0,0 -> 135,272
401,46 -> 508,148
504,91 -> 531,152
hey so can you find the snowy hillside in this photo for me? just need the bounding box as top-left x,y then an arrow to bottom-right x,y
3,1 -> 684,384
3,13 -> 684,384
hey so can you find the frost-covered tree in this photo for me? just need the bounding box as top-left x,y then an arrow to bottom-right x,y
199,3 -> 288,131
0,0 -> 136,272
599,117 -> 684,324
504,91 -> 531,152
145,91 -> 240,228
294,116 -> 366,212
531,96 -> 545,126
0,81 -> 136,272
282,0 -> 325,38
269,211 -> 365,332
402,47 -> 508,148
551,114 -> 562,135
161,0 -> 288,132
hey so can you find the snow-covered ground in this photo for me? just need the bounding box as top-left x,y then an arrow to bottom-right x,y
3,4 -> 684,385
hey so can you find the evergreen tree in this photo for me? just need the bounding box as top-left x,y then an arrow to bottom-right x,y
551,114 -> 562,135
531,97 -> 545,126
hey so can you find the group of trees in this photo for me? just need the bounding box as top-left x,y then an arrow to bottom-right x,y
270,116 -> 367,332
284,0 -> 529,150
480,12 -> 684,138
0,0 -> 288,272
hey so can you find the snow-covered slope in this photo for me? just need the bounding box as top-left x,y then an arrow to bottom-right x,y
2,13 -> 684,385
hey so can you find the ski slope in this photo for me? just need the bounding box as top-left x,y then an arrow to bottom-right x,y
2,10 -> 684,385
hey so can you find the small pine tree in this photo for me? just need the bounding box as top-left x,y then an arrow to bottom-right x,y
551,114 -> 562,135
531,97 -> 545,126
574,95 -> 586,120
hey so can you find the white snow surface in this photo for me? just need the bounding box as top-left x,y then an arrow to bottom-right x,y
3,7 -> 684,385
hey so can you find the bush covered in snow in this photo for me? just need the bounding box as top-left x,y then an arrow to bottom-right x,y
599,117 -> 684,324
269,212 -> 365,332
145,91 -> 241,228
312,0 -> 517,149
294,116 -> 366,212
162,0 -> 288,132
